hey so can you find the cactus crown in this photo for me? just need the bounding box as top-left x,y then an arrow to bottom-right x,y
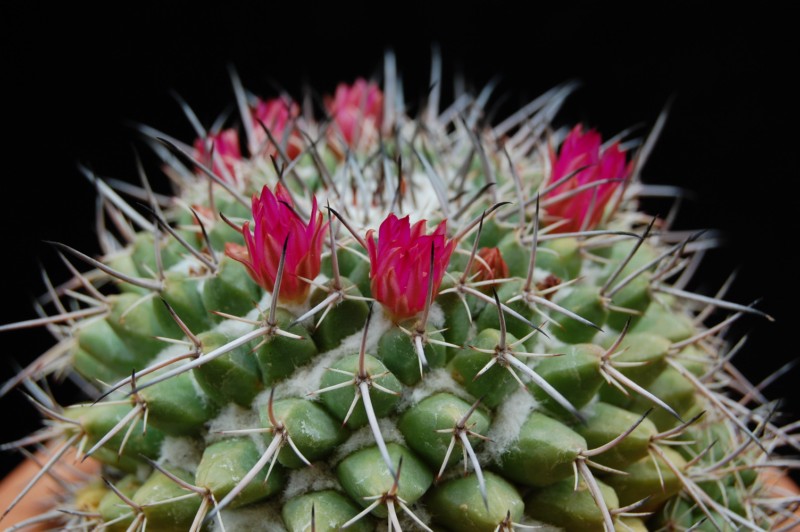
1,55 -> 796,532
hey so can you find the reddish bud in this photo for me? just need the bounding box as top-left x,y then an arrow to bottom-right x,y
192,128 -> 242,182
471,247 -> 509,286
366,214 -> 455,322
325,78 -> 383,149
545,125 -> 630,233
225,184 -> 327,303
252,97 -> 302,159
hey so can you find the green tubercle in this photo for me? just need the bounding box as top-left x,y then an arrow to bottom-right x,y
337,443 -> 433,519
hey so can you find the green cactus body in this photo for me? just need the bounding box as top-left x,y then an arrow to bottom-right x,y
1,63 -> 792,532
196,438 -> 286,508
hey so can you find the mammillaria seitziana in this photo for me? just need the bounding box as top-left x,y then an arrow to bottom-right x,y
0,58 -> 796,532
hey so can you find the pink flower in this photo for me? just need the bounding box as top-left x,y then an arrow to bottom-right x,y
366,214 -> 456,322
192,128 -> 242,182
325,78 -> 383,149
252,97 -> 302,159
225,184 -> 327,303
544,125 -> 630,233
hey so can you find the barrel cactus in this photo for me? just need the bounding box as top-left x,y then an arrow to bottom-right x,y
1,56 -> 797,531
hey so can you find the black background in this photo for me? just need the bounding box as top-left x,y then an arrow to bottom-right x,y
0,3 -> 796,477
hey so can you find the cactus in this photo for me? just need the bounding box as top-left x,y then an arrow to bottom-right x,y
1,56 -> 797,532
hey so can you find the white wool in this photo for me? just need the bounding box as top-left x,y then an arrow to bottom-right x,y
331,418 -> 405,465
320,167 -> 442,231
210,500 -> 287,532
258,349 -> 339,406
427,301 -> 445,329
481,387 -> 537,461
157,436 -> 203,474
398,368 -> 472,411
281,464 -> 341,501
254,305 -> 393,403
204,403 -> 260,447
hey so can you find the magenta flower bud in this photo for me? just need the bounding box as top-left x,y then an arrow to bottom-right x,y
545,125 -> 630,233
192,128 -> 242,182
225,184 -> 327,303
366,214 -> 455,322
252,97 -> 302,159
325,78 -> 383,149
